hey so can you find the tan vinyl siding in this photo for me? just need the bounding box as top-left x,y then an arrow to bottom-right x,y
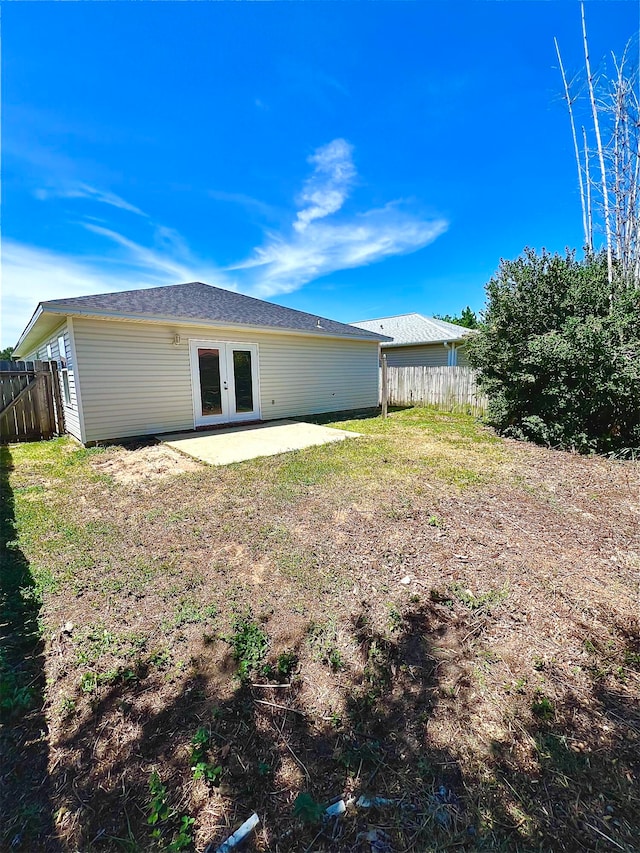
384,343 -> 449,367
72,318 -> 379,443
456,346 -> 469,367
22,322 -> 83,441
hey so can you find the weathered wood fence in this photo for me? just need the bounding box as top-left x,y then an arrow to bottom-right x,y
0,361 -> 65,443
384,365 -> 488,415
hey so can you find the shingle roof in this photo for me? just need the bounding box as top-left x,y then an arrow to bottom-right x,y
40,281 -> 389,341
350,313 -> 473,346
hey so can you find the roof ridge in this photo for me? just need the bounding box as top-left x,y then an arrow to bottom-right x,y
351,312 -> 426,323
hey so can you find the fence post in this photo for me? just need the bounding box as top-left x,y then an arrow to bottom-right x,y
381,353 -> 388,419
49,361 -> 65,435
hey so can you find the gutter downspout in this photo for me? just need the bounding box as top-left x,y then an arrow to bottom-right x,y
444,341 -> 457,366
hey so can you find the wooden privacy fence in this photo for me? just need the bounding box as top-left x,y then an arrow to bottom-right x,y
384,365 -> 488,415
0,360 -> 65,443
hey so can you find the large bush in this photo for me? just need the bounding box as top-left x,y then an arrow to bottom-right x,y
466,249 -> 640,454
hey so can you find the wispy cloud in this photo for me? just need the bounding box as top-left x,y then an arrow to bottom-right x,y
82,224 -> 195,281
294,138 -> 356,232
35,183 -> 146,216
231,138 -> 447,296
2,240 -> 153,347
1,231 -> 230,347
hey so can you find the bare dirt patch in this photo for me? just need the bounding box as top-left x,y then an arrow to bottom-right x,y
91,443 -> 203,484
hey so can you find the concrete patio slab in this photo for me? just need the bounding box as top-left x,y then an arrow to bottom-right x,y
159,419 -> 361,466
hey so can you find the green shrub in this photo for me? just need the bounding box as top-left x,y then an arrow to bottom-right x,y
467,249 -> 640,454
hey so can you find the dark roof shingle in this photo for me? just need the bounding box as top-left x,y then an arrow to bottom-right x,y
43,281 -> 388,341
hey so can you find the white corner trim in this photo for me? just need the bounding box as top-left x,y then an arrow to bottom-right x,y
66,318 -> 88,444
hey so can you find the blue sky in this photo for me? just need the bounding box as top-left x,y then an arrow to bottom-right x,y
2,1 -> 638,347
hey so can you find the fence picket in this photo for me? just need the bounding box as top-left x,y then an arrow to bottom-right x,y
0,361 -> 65,443
383,366 -> 487,415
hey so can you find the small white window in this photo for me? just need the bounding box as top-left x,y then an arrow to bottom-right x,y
61,371 -> 71,405
57,335 -> 71,405
57,336 -> 67,368
46,343 -> 52,360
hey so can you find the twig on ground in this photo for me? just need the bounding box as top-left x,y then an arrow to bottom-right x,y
254,698 -> 306,716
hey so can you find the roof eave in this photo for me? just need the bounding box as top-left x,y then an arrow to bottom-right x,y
13,304 -> 45,356
380,335 -> 472,348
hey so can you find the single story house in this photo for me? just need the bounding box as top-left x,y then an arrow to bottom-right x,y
350,313 -> 475,367
13,281 -> 389,445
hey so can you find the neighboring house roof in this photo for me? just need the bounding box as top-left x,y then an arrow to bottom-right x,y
15,281 -> 391,355
350,313 -> 475,348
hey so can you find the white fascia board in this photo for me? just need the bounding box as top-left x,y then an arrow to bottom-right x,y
381,337 -> 469,348
13,305 -> 44,355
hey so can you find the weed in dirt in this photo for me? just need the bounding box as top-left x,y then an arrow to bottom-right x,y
450,582 -> 508,611
308,620 -> 344,671
228,614 -> 269,679
168,816 -> 195,852
168,598 -> 217,630
190,727 -> 222,786
429,588 -> 454,607
428,513 -> 443,527
147,771 -> 170,825
504,676 -> 528,694
74,626 -> 120,665
192,761 -> 222,785
531,693 -> 555,720
387,604 -> 403,633
274,650 -> 298,681
59,695 -> 76,718
148,647 -> 172,669
624,648 -> 640,668
79,671 -> 98,693
146,774 -> 195,851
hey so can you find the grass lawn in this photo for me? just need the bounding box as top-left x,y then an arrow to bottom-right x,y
1,407 -> 639,852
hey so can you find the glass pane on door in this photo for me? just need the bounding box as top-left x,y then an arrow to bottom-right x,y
233,350 -> 254,413
198,348 -> 222,416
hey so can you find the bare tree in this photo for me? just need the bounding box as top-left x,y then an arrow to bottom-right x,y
581,2 -> 614,286
582,125 -> 593,251
555,2 -> 640,290
555,36 -> 590,251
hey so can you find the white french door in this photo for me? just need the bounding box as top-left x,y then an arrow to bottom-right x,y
189,340 -> 260,427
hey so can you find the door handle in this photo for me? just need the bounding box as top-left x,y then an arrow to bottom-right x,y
223,382 -> 228,390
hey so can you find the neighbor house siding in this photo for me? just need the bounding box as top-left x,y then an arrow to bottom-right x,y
21,321 -> 83,442
456,346 -> 469,367
72,318 -> 379,443
384,343 -> 449,368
